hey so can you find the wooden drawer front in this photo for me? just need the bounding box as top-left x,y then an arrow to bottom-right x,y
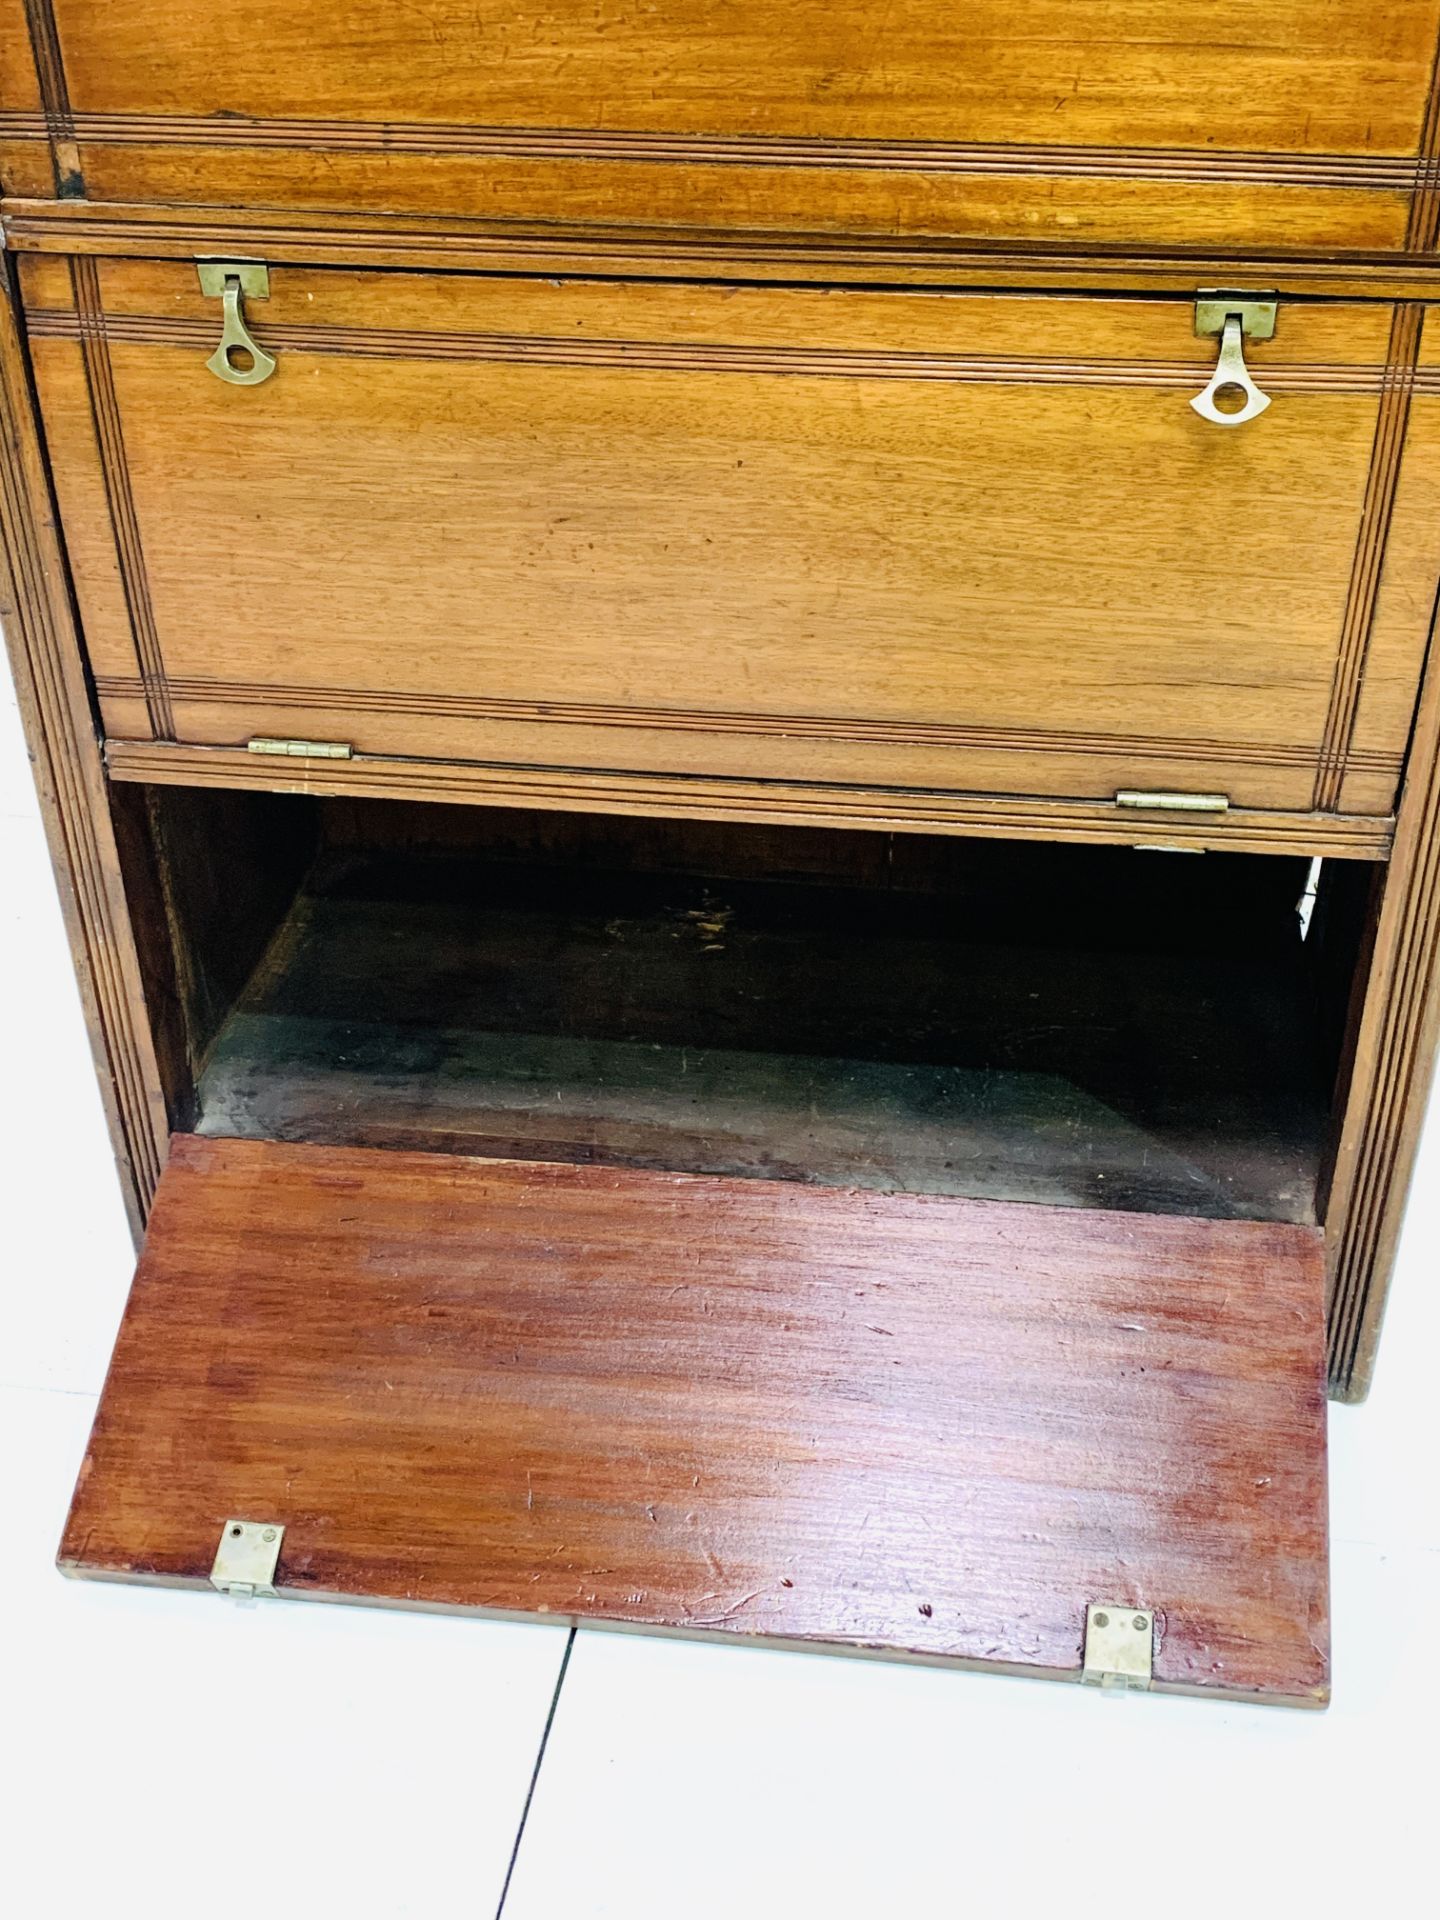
23,257 -> 1440,817
3,2 -> 1440,255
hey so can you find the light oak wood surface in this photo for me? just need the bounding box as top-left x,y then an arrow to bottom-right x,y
61,1134 -> 1331,1705
21,258 -> 1432,817
101,740 -> 1397,861
0,256 -> 166,1235
14,200 -> 1440,301
28,0 -> 1436,151
6,2 -> 1440,252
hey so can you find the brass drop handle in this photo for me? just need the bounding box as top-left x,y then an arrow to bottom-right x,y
1190,292 -> 1277,428
197,260 -> 277,387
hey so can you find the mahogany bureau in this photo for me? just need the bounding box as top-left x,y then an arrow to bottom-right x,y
4,3 -> 1440,1704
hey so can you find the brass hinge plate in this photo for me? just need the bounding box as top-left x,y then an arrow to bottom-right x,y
210,1519 -> 285,1598
1194,291 -> 1278,341
1082,1602 -> 1155,1690
1116,789 -> 1230,815
197,260 -> 270,300
247,736 -> 353,760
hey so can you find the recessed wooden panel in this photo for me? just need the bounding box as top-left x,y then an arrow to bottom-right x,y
4,2 -> 1438,250
62,147 -> 1417,258
1343,389 -> 1440,814
62,1135 -> 1330,1704
0,0 -> 53,197
0,0 -> 42,113
25,332 -> 146,697
21,259 -> 1423,816
0,140 -> 51,200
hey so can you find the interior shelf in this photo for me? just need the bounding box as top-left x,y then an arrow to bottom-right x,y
172,805 -> 1343,1224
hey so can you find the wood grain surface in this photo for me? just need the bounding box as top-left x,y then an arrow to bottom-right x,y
1,0 -> 1432,1431
20,258 -> 1428,818
0,254 -> 166,1235
14,200 -> 1440,302
62,1135 -> 1330,1704
1326,564 -> 1440,1395
6,1 -> 1440,251
100,739 -> 1398,861
26,1 -> 1435,151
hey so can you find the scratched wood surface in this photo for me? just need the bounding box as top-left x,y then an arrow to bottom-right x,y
25,0 -> 1434,150
61,1135 -> 1331,1703
5,2 -> 1440,251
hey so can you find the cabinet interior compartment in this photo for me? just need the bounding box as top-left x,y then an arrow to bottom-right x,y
113,785 -> 1375,1227
75,789 -> 1342,1699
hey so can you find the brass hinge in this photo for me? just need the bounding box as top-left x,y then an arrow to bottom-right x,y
210,1520 -> 285,1599
197,259 -> 276,386
1081,1602 -> 1155,1691
247,736 -> 354,760
1116,789 -> 1230,815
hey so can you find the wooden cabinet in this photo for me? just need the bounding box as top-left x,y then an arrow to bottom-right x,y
3,1 -> 1440,1703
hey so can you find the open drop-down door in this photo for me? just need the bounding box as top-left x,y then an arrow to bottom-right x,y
61,1135 -> 1329,1705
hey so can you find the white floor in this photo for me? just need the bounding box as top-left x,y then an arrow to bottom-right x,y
1,671 -> 1436,1920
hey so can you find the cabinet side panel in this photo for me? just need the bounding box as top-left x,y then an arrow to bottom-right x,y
1326,605 -> 1440,1397
0,254 -> 168,1233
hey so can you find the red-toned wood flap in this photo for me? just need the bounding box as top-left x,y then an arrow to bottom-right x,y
62,1135 -> 1330,1704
